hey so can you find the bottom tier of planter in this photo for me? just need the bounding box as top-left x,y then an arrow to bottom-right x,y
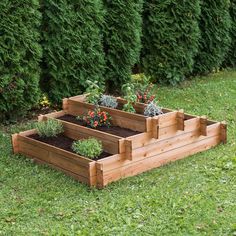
12,120 -> 226,188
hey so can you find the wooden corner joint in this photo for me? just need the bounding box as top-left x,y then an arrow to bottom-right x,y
200,115 -> 208,136
62,98 -> 69,111
38,114 -> 46,122
11,134 -> 19,154
151,117 -> 159,139
220,121 -> 227,144
176,109 -> 185,131
124,139 -> 133,160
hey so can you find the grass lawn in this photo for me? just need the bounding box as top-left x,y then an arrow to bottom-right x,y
0,70 -> 236,235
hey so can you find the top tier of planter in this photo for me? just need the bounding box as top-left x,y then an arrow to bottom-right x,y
12,94 -> 227,188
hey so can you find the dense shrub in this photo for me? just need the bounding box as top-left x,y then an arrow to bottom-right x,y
41,0 -> 105,104
0,0 -> 42,121
103,0 -> 143,91
194,0 -> 231,74
224,0 -> 236,67
142,0 -> 200,84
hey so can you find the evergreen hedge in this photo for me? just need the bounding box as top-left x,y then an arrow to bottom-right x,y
142,0 -> 201,85
103,0 -> 143,91
194,0 -> 231,74
224,0 -> 236,67
0,0 -> 42,121
41,0 -> 105,104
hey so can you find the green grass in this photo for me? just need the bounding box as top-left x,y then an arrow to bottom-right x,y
1,70 -> 236,235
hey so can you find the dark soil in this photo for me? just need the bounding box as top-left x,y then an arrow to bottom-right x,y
28,134 -> 111,161
58,115 -> 141,138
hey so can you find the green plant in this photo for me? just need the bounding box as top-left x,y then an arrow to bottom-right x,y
144,102 -> 163,117
132,75 -> 156,104
41,0 -> 105,104
36,119 -> 64,138
0,0 -> 42,122
194,0 -> 231,74
142,0 -> 201,84
85,80 -> 105,105
78,107 -> 111,129
100,95 -> 118,109
103,0 -> 143,92
224,0 -> 236,67
122,84 -> 136,113
72,138 -> 102,159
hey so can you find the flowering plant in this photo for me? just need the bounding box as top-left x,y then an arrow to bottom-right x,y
77,107 -> 111,128
136,84 -> 156,104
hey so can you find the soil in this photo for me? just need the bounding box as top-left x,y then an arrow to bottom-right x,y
58,115 -> 141,138
28,134 -> 111,161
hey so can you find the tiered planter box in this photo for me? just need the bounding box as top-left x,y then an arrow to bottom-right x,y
12,95 -> 227,188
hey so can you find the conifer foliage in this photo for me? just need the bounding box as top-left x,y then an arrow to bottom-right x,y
0,0 -> 42,121
142,0 -> 201,84
103,0 -> 143,91
224,0 -> 236,67
194,0 -> 231,74
41,0 -> 105,104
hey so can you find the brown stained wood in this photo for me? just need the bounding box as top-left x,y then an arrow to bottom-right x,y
32,157 -> 94,186
124,140 -> 133,160
97,128 -> 219,172
12,134 -> 19,154
95,162 -> 103,188
220,121 -> 227,144
200,116 -> 208,136
177,109 -> 185,131
151,117 -> 159,139
17,132 -> 92,167
63,98 -> 69,112
101,135 -> 221,187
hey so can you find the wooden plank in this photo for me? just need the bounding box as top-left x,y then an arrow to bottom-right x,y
220,121 -> 227,144
18,134 -> 92,167
151,117 -> 159,139
98,124 -> 221,172
101,135 -> 221,186
124,140 -> 133,160
63,98 -> 69,112
200,116 -> 208,136
31,157 -> 93,186
177,109 -> 185,131
11,134 -> 19,154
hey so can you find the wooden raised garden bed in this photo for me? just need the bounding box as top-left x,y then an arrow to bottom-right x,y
12,95 -> 227,188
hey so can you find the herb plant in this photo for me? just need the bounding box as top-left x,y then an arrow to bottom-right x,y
85,80 -> 105,105
78,107 -> 111,129
144,102 -> 163,117
36,119 -> 64,138
122,83 -> 136,113
100,95 -> 118,109
72,138 -> 103,159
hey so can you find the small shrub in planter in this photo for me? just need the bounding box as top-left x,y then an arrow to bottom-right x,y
72,138 -> 102,159
85,80 -> 105,105
100,95 -> 118,109
36,120 -> 64,138
122,84 -> 136,113
144,102 -> 163,117
78,107 -> 111,128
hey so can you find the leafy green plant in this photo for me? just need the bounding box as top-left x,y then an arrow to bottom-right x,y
85,80 -> 105,105
0,0 -> 42,121
194,0 -> 231,74
103,0 -> 143,92
36,119 -> 64,138
72,138 -> 102,159
41,0 -> 105,104
142,0 -> 201,84
144,102 -> 163,117
100,95 -> 118,109
122,84 -> 136,113
78,107 -> 111,129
